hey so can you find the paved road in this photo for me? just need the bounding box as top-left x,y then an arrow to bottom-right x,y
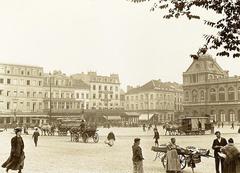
0,126 -> 239,173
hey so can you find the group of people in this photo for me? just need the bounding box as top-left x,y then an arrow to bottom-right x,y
132,129 -> 240,173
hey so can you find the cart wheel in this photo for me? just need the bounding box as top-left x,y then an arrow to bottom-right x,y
82,133 -> 88,143
93,133 -> 99,143
161,154 -> 167,168
179,154 -> 186,170
74,134 -> 79,142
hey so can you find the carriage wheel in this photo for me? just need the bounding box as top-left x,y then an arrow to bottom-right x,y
93,133 -> 99,143
179,154 -> 186,170
74,134 -> 79,142
82,133 -> 88,143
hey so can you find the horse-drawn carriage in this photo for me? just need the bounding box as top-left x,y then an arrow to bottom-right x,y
152,144 -> 212,173
56,119 -> 83,136
70,126 -> 99,143
163,116 -> 213,136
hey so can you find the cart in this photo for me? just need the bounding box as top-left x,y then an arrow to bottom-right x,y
151,144 -> 212,173
70,126 -> 99,143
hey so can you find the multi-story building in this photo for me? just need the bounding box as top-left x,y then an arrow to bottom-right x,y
0,63 -> 47,125
183,54 -> 240,123
71,72 -> 121,110
125,80 -> 183,123
43,71 -> 90,119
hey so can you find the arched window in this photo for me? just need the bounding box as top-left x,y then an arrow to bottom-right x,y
185,92 -> 189,101
210,88 -> 216,101
220,111 -> 225,122
228,87 -> 235,101
192,90 -> 198,102
229,110 -> 235,122
219,87 -> 225,101
200,90 -> 205,100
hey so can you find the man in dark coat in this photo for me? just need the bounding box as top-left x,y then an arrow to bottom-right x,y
132,138 -> 144,173
32,128 -> 40,147
153,128 -> 159,146
2,127 -> 25,173
212,131 -> 227,173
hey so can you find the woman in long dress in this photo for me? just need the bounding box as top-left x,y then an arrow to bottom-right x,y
2,127 -> 25,173
220,138 -> 240,173
166,138 -> 181,173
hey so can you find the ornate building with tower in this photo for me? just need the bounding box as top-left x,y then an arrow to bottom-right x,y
183,54 -> 240,123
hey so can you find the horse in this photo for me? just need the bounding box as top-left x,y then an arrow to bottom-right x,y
40,124 -> 55,136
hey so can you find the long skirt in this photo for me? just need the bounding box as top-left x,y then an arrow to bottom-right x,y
166,150 -> 181,172
2,152 -> 25,170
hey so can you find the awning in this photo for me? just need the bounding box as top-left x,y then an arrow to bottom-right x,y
103,116 -> 121,120
125,112 -> 140,116
139,114 -> 154,121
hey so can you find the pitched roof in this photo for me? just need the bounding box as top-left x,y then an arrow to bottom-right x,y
126,80 -> 182,94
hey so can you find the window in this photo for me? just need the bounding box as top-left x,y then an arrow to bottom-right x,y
228,87 -> 235,101
99,93 -> 102,98
115,94 -> 119,99
0,78 -> 3,83
27,80 -> 30,85
13,91 -> 17,97
27,92 -> 30,97
219,87 -> 225,101
185,92 -> 189,101
192,90 -> 198,102
86,94 -> 89,99
7,91 -> 10,96
93,94 -> 96,99
0,90 -> 3,95
81,93 -> 84,99
110,86 -> 113,91
76,93 -> 79,99
110,94 -> 113,99
92,85 -> 96,90
33,92 -> 36,97
210,88 -> 216,101
39,92 -> 43,98
99,85 -> 102,91
7,79 -> 11,84
104,86 -> 107,91
115,86 -> 118,92
27,71 -> 30,75
7,102 -> 10,110
200,90 -> 204,100
38,81 -> 42,86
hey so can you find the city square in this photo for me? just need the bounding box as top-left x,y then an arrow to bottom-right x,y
0,126 -> 239,173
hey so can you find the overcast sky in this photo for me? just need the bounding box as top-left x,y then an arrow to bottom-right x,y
0,0 -> 240,90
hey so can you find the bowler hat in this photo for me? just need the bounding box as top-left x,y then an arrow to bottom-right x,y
215,131 -> 221,135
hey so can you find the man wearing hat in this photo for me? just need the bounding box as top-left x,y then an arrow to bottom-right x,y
212,131 -> 227,173
32,128 -> 40,147
132,138 -> 144,173
2,127 -> 25,173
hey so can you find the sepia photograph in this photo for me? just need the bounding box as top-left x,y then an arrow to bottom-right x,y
0,0 -> 240,173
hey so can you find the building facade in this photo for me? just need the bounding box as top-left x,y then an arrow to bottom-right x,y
0,63 -> 46,125
125,80 -> 183,123
43,71 -> 90,118
71,72 -> 121,110
183,54 -> 240,123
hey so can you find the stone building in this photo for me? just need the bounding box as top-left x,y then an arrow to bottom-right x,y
183,54 -> 240,123
0,63 -> 47,125
43,71 -> 90,119
125,80 -> 183,123
71,72 -> 121,110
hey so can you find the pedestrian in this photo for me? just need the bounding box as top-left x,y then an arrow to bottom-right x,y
220,138 -> 240,173
231,122 -> 234,129
218,122 -> 220,128
198,121 -> 202,130
166,138 -> 181,173
4,124 -> 7,131
105,131 -> 116,147
212,131 -> 227,173
132,138 -> 144,173
222,122 -> 224,128
2,127 -> 25,173
142,124 -> 146,132
153,128 -> 159,146
32,128 -> 40,147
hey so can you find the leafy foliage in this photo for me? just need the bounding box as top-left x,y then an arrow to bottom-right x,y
130,0 -> 240,58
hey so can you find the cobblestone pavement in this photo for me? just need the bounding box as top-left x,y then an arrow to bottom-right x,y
0,126 -> 239,173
